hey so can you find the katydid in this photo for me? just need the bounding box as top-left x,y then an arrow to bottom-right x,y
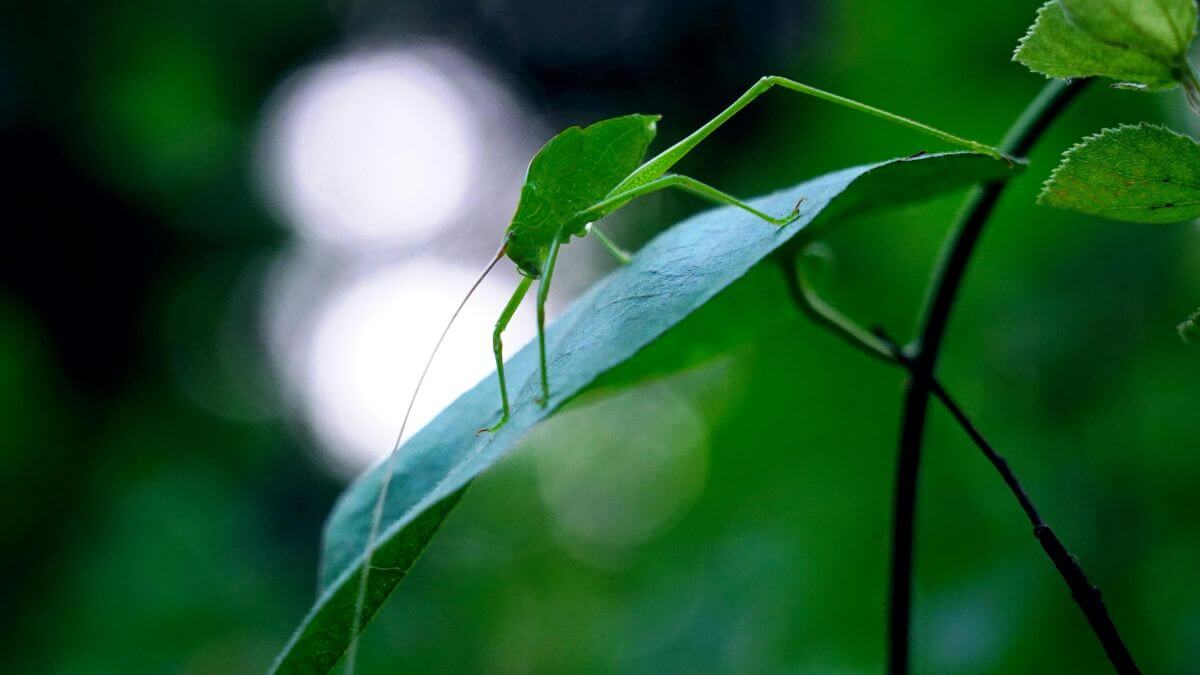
499,76 -> 1002,430
341,75 -> 1005,673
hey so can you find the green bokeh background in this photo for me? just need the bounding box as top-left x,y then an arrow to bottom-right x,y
2,0 -> 1198,672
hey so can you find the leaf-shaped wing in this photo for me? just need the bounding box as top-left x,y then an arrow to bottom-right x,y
506,114 -> 660,277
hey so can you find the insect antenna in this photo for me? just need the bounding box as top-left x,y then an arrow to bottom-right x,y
343,241 -> 507,674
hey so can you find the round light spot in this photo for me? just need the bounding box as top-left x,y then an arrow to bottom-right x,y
529,382 -> 709,556
287,258 -> 535,475
261,48 -> 478,246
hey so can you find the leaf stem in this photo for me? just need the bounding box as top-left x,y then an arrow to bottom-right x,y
1180,61 -> 1200,117
887,79 -> 1101,675
780,248 -> 896,365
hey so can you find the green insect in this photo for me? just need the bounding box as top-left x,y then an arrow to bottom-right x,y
486,75 -> 1003,428
344,75 -> 1005,672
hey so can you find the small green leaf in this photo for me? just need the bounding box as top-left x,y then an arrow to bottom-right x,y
1014,0 -> 1196,90
269,152 -> 1018,675
1040,124 -> 1200,223
1179,307 -> 1200,345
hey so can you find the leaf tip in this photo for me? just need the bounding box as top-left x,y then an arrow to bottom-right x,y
1013,1 -> 1064,75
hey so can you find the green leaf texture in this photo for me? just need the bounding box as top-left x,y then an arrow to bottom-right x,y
1040,124 -> 1200,223
1015,0 -> 1197,90
1063,0 -> 1196,64
270,151 -> 1016,674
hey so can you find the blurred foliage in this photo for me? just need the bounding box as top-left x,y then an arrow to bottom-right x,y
0,0 -> 1198,673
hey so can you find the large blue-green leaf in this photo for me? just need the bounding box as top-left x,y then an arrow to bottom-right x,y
270,151 -> 1016,674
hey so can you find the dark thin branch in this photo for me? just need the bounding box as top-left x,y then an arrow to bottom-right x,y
890,78 -> 1090,675
1034,526 -> 1140,672
875,332 -> 1140,675
874,331 -> 1042,525
929,381 -> 1041,524
781,253 -> 1140,673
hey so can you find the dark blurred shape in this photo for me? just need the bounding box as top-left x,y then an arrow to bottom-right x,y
0,121 -> 170,389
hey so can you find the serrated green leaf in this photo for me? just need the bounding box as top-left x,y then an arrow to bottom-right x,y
1040,124 -> 1200,223
1014,0 -> 1196,90
269,152 -> 1018,675
1062,0 -> 1197,65
1179,307 -> 1200,345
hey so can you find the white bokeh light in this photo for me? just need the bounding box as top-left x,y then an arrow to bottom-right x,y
256,42 -> 589,477
298,259 -> 535,474
261,48 -> 478,246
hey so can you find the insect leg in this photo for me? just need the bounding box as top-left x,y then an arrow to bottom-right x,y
485,276 -> 533,432
580,174 -> 804,226
586,223 -> 632,264
535,233 -> 564,406
762,76 -> 1005,161
610,78 -> 778,193
610,76 -> 1004,196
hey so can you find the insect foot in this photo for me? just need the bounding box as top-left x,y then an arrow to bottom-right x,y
785,197 -> 807,225
477,416 -> 509,435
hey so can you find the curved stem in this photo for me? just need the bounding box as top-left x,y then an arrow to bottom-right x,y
778,248 -> 895,366
889,79 -> 1090,675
